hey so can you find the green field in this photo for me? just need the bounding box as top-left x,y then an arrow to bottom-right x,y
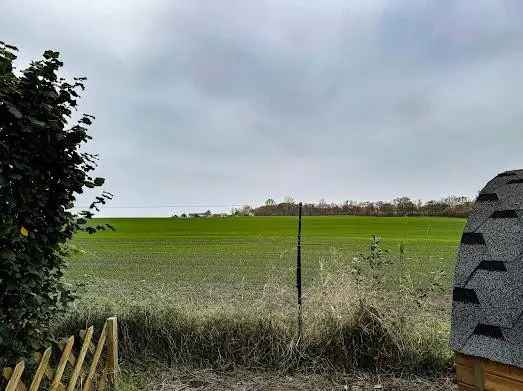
62,215 -> 467,385
69,216 -> 465,310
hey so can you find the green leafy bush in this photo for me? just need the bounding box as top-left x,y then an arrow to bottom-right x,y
0,42 -> 111,364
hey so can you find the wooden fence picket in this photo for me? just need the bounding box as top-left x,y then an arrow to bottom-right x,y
5,361 -> 24,391
28,347 -> 51,391
83,323 -> 107,391
67,325 -> 93,391
106,317 -> 119,384
51,336 -> 74,391
1,317 -> 118,391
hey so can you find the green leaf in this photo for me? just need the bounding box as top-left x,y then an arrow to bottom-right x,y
93,177 -> 105,186
43,50 -> 59,59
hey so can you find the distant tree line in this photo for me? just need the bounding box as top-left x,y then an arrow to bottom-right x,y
249,195 -> 474,218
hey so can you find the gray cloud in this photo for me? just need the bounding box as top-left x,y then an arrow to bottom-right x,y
2,0 -> 523,216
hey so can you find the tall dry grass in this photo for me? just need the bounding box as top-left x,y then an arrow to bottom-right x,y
55,254 -> 452,375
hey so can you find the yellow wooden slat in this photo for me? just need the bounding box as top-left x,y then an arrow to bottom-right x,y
29,347 -> 52,391
58,340 -> 77,368
57,337 -> 89,387
39,361 -> 64,391
2,367 -> 26,391
16,380 -> 27,391
51,336 -> 74,391
26,354 -> 64,391
106,317 -> 119,384
2,317 -> 117,391
79,330 -> 97,355
32,353 -> 54,383
43,367 -> 55,383
83,323 -> 107,391
67,326 -> 93,391
5,361 -> 25,391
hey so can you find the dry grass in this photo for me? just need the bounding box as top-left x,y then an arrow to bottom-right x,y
130,366 -> 457,390
56,260 -> 452,378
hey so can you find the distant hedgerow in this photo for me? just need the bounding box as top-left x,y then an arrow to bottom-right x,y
0,42 -> 112,364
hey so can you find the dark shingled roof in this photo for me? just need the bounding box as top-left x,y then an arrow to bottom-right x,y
451,169 -> 523,367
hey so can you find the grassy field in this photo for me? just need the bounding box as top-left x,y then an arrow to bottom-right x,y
62,215 -> 466,388
69,215 -> 465,310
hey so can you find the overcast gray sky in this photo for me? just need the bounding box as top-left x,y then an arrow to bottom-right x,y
2,0 -> 522,216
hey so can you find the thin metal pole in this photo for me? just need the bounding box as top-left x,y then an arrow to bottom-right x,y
296,202 -> 303,340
